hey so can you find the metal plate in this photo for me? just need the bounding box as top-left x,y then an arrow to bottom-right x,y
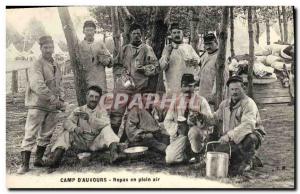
124,146 -> 148,154
77,152 -> 91,160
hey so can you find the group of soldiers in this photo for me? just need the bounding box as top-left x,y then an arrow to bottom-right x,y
17,20 -> 266,176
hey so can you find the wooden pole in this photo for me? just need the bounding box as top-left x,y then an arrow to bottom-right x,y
58,7 -> 87,106
282,6 -> 288,43
230,6 -> 235,58
111,6 -> 122,79
266,19 -> 270,45
247,6 -> 254,98
215,7 -> 229,110
278,6 -> 283,42
254,7 -> 260,44
11,70 -> 18,94
189,8 -> 200,52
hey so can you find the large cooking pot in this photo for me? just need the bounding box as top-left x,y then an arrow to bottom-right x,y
205,141 -> 231,178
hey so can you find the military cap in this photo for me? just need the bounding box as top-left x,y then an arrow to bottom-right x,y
204,33 -> 217,43
83,20 -> 96,29
39,35 -> 53,46
226,75 -> 244,86
170,22 -> 181,31
181,73 -> 196,86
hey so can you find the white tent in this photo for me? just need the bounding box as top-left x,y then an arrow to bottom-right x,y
29,42 -> 41,59
226,17 -> 265,57
54,42 -> 65,55
6,43 -> 22,61
259,27 -> 281,46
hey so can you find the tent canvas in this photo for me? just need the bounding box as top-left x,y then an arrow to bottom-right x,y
29,42 -> 41,59
6,43 -> 22,61
226,17 -> 265,58
53,42 -> 65,55
259,27 -> 281,46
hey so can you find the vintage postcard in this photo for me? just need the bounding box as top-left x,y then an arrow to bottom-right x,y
6,6 -> 295,189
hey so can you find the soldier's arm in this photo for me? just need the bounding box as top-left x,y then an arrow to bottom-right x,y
98,42 -> 113,67
63,108 -> 80,132
144,46 -> 160,75
88,108 -> 111,130
28,62 -> 55,101
190,45 -> 201,65
228,99 -> 258,144
202,100 -> 225,126
163,102 -> 178,137
159,44 -> 172,71
125,107 -> 144,142
57,63 -> 65,101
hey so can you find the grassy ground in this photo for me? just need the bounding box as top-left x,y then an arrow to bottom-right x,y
6,76 -> 295,188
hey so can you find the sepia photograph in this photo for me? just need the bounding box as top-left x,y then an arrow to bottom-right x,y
5,5 -> 295,189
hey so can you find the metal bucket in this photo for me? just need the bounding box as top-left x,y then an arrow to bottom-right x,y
205,141 -> 231,178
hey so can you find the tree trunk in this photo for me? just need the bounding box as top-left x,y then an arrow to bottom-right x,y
266,19 -> 270,45
11,70 -> 18,94
215,7 -> 229,110
254,7 -> 260,44
282,6 -> 288,43
58,7 -> 87,106
247,6 -> 255,99
278,6 -> 283,42
150,6 -> 169,93
230,6 -> 235,58
120,6 -> 134,45
110,6 -> 122,80
189,8 -> 200,52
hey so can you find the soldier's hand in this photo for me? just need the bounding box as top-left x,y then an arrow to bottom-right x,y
102,56 -> 112,67
80,112 -> 89,121
50,95 -> 58,104
74,111 -> 89,121
219,135 -> 230,144
142,133 -> 153,139
74,127 -> 82,134
56,100 -> 66,111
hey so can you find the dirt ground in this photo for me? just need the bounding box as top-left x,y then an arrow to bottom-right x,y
6,77 -> 295,189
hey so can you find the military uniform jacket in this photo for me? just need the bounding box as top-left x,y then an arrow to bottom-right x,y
79,39 -> 112,93
25,56 -> 64,112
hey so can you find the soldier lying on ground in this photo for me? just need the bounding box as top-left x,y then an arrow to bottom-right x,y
125,93 -> 169,155
46,86 -> 123,172
198,75 -> 266,176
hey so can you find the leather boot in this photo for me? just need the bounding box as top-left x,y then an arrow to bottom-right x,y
46,148 -> 65,173
17,151 -> 31,174
34,146 -> 46,167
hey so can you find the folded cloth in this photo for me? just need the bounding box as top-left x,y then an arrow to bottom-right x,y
253,61 -> 274,78
271,62 -> 291,71
265,55 -> 284,66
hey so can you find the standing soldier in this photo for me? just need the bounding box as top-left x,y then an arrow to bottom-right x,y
17,36 -> 65,174
159,23 -> 200,94
197,33 -> 229,106
79,20 -> 113,93
110,23 -> 160,140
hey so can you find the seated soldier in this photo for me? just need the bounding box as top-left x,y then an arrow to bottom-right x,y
164,74 -> 212,164
200,75 -> 266,176
125,93 -> 169,154
46,86 -> 122,171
